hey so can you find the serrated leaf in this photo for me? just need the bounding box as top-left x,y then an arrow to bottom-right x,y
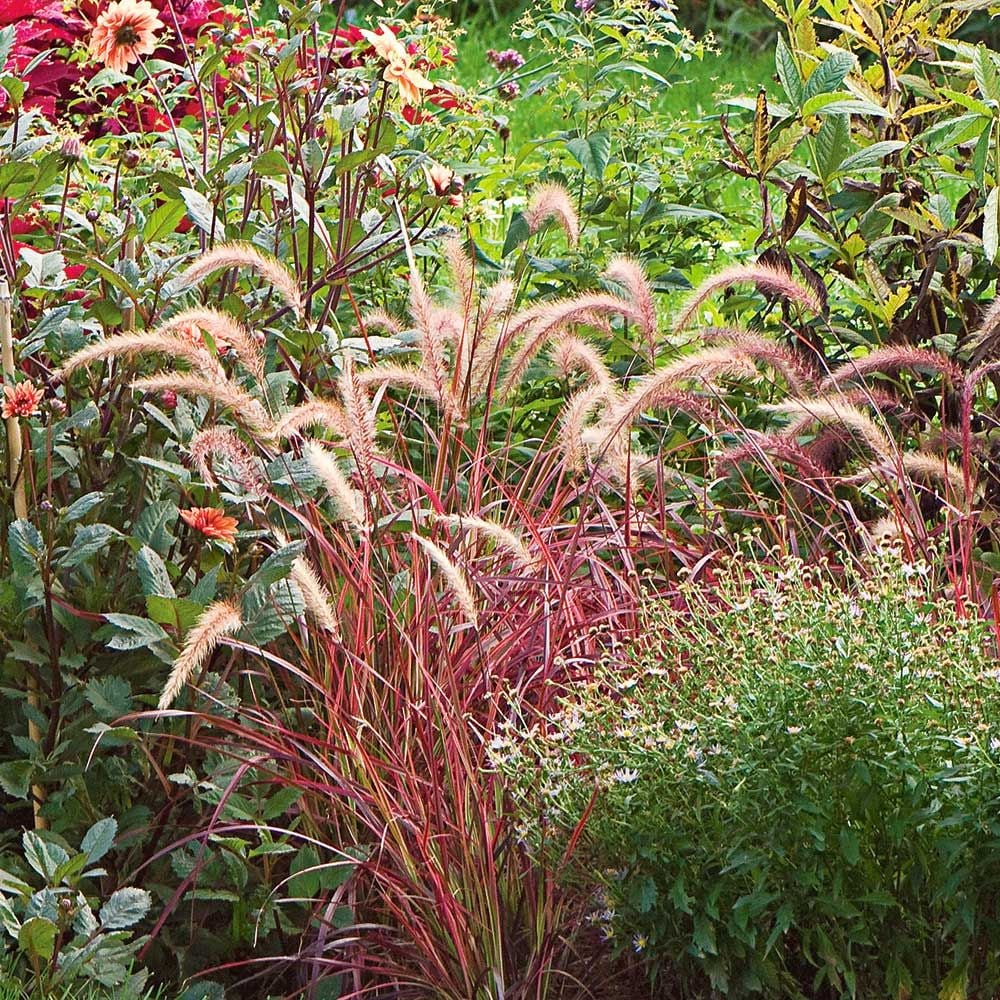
22,833 -> 68,880
775,36 -> 802,106
136,545 -> 175,599
0,760 -> 32,799
8,519 -> 43,576
99,887 -> 151,929
81,818 -> 117,864
803,50 -> 854,101
975,45 -> 1000,103
245,542 -> 304,593
85,676 -> 132,720
839,826 -> 861,865
143,200 -> 186,244
179,187 -> 217,236
565,130 -> 610,180
102,614 -> 170,651
61,491 -> 105,522
60,523 -> 120,568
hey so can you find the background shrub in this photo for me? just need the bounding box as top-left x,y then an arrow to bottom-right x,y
499,553 -> 1000,999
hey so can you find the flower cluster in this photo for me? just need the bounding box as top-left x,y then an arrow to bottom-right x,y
486,48 -> 525,71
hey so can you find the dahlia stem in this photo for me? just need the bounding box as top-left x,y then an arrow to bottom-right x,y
0,277 -> 46,829
122,236 -> 136,332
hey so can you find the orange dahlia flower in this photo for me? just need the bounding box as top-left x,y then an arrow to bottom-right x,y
179,507 -> 238,546
89,0 -> 164,74
384,56 -> 431,108
2,381 -> 44,420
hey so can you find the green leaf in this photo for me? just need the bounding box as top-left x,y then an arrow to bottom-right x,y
836,141 -> 906,174
60,523 -> 120,568
801,92 -> 886,118
85,676 -> 133,720
136,545 -> 175,599
816,113 -> 850,180
0,760 -> 32,799
22,833 -> 69,880
984,187 -> 999,264
81,818 -> 117,864
803,50 -> 855,101
99,887 -> 151,929
143,200 -> 186,244
975,45 -> 1000,103
179,187 -> 217,235
8,519 -> 43,576
775,36 -> 802,106
566,130 -> 611,180
61,491 -> 105,522
18,917 -> 56,961
502,211 -> 531,257
245,542 -> 304,593
838,826 -> 861,866
102,614 -> 170,651
252,149 -> 291,177
692,913 -> 718,955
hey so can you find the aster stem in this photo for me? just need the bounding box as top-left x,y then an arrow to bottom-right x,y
0,277 -> 46,829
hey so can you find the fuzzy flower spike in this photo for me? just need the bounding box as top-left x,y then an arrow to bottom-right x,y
89,0 -> 164,73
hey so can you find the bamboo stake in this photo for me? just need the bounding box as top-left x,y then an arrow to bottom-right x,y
1,277 -> 47,829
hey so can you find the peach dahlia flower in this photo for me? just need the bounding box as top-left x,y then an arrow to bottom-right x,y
89,0 -> 164,74
179,507 -> 239,546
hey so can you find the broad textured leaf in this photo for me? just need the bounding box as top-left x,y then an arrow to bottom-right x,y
59,523 -> 120,569
136,545 -> 175,599
81,818 -> 117,864
102,614 -> 170,651
179,187 -> 217,235
18,916 -> 56,960
975,45 -> 1000,102
816,114 -> 850,179
8,519 -> 43,577
775,36 -> 802,106
143,200 -> 186,244
85,676 -> 132,720
245,542 -> 304,593
99,887 -> 151,929
803,50 -> 855,101
837,141 -> 906,174
565,130 -> 610,180
502,211 -> 530,257
22,832 -> 68,880
0,761 -> 32,799
61,491 -> 105,522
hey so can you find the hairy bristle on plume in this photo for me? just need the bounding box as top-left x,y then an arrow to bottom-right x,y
338,358 -> 380,490
273,400 -> 351,441
173,242 -> 303,319
707,331 -> 816,395
605,255 -> 658,355
291,555 -> 341,637
132,373 -> 273,435
361,308 -> 405,336
498,293 -> 644,398
550,335 -> 615,391
303,441 -> 366,529
765,397 -> 895,462
602,348 -> 758,434
559,384 -> 618,472
57,332 -> 219,381
158,601 -> 242,710
444,237 -> 476,319
436,514 -> 540,573
524,182 -> 580,245
821,347 -> 961,390
673,263 -> 825,333
846,451 -> 970,502
412,534 -> 479,626
156,308 -> 265,383
189,427 -> 266,491
715,431 -> 829,483
969,296 -> 1000,365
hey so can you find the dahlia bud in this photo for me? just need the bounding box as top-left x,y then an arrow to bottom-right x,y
122,148 -> 141,169
85,208 -> 100,224
160,390 -> 178,411
60,136 -> 83,164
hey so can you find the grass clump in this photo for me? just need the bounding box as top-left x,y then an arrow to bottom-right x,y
497,552 -> 1000,999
